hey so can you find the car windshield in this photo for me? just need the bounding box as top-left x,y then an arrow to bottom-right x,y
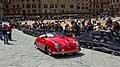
46,33 -> 55,38
45,32 -> 64,38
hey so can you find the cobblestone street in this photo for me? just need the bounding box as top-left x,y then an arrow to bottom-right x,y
0,29 -> 120,67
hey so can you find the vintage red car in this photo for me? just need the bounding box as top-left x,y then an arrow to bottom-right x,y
34,32 -> 81,56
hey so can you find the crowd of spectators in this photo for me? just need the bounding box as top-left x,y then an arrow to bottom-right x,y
18,17 -> 120,41
1,17 -> 120,44
0,23 -> 13,44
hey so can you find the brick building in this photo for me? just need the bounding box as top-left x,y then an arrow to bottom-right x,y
110,0 -> 120,16
3,0 -> 91,18
0,0 -> 3,20
3,0 -> 120,19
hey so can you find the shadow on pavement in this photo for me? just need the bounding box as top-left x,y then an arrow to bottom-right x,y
36,48 -> 85,59
10,39 -> 17,41
53,53 -> 85,59
7,43 -> 14,45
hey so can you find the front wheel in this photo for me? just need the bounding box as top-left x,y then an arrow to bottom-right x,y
46,46 -> 52,56
34,42 -> 38,49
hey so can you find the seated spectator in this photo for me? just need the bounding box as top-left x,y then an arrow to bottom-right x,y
64,24 -> 71,34
94,23 -> 102,31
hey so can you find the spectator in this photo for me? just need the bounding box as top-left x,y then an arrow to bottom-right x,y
3,24 -> 9,44
106,17 -> 113,28
111,21 -> 120,40
72,23 -> 80,35
55,23 -> 63,32
111,21 -> 120,33
64,24 -> 70,34
81,19 -> 86,27
86,20 -> 94,32
0,24 -> 3,40
8,23 -> 13,41
94,23 -> 102,31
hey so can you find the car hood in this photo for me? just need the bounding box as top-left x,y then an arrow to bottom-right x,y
48,36 -> 76,47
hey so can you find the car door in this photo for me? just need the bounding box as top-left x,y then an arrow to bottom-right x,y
38,37 -> 47,51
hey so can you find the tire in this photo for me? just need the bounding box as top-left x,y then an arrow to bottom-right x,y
73,52 -> 79,55
34,42 -> 38,49
45,46 -> 52,56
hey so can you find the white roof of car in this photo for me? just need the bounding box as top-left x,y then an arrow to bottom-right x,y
46,33 -> 54,37
40,33 -> 54,38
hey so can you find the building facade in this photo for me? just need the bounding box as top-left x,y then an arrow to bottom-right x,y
3,0 -> 91,18
90,0 -> 101,16
4,0 -> 120,18
110,0 -> 120,16
0,0 -> 3,20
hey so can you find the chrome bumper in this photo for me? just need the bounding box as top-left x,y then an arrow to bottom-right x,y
51,48 -> 80,55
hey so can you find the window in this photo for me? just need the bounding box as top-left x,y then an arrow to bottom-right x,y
28,10 -> 30,13
82,3 -> 84,5
86,7 -> 88,9
32,4 -> 36,8
22,4 -> 25,8
6,11 -> 9,13
39,10 -> 41,13
12,0 -> 15,2
66,11 -> 69,13
44,4 -> 48,8
32,10 -> 36,13
82,7 -> 84,9
45,9 -> 47,13
70,5 -> 74,8
54,9 -> 56,13
55,4 -> 57,8
27,0 -> 29,2
17,10 -> 19,14
6,5 -> 8,8
61,5 -> 65,8
22,10 -> 26,14
50,4 -> 54,8
13,10 -> 16,14
17,5 -> 19,8
77,6 -> 80,9
62,10 -> 64,13
32,0 -> 35,2
7,0 -> 11,2
13,5 -> 15,8
26,4 -> 31,8
38,4 -> 41,8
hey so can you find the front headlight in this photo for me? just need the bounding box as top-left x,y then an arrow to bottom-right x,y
73,41 -> 79,47
55,43 -> 61,49
54,43 -> 61,51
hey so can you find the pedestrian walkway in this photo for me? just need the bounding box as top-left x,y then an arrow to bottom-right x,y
0,29 -> 120,67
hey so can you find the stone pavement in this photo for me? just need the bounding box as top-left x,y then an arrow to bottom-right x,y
0,29 -> 120,67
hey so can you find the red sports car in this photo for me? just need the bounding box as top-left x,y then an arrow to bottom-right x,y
34,32 -> 81,56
